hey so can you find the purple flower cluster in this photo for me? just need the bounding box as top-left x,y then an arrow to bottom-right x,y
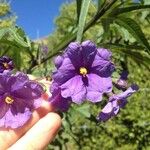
50,40 -> 138,121
0,56 -> 44,128
0,40 -> 139,129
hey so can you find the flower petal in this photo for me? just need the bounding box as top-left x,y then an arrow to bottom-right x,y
0,99 -> 9,119
66,41 -> 97,68
86,91 -> 102,103
10,73 -> 28,92
97,48 -> 112,60
52,56 -> 76,85
54,56 -> 64,69
97,102 -> 114,121
26,82 -> 44,98
120,70 -> 128,80
0,74 -> 11,92
81,40 -> 97,67
49,92 -> 71,112
91,49 -> 115,77
61,75 -> 86,104
86,74 -> 112,102
12,81 -> 43,100
10,97 -> 33,115
97,111 -> 112,121
6,76 -> 18,92
57,56 -> 75,71
113,106 -> 120,115
66,42 -> 83,68
0,108 -> 32,128
102,102 -> 113,113
0,76 -> 5,95
49,83 -> 71,112
50,82 -> 59,93
51,97 -> 71,112
115,71 -> 128,90
114,84 -> 139,100
53,70 -> 76,85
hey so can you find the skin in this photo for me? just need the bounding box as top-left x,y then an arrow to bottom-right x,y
0,78 -> 62,150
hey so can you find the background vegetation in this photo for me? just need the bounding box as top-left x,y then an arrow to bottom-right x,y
0,0 -> 150,149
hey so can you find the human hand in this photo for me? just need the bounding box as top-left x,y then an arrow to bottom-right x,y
0,77 -> 62,150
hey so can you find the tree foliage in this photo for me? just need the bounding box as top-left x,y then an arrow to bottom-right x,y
0,1 -> 16,28
0,0 -> 150,149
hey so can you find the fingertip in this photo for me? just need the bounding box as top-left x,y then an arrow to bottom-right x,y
45,112 -> 62,131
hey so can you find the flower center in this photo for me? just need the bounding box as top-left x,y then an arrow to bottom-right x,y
117,99 -> 122,105
79,67 -> 88,76
3,62 -> 9,69
5,96 -> 14,104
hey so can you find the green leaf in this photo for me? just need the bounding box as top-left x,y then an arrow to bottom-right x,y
97,0 -> 105,10
98,43 -> 150,68
0,28 -> 8,39
101,17 -> 114,32
99,43 -> 146,51
121,50 -> 150,68
8,27 -> 29,47
0,27 -> 29,47
12,48 -> 21,70
76,0 -> 91,42
115,17 -> 150,53
111,5 -> 150,16
76,0 -> 82,23
71,104 -> 91,118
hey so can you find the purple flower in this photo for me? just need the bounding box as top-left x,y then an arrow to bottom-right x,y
40,44 -> 49,56
49,83 -> 71,112
0,56 -> 14,73
115,71 -> 128,90
97,84 -> 139,121
52,40 -> 115,104
0,72 -> 44,128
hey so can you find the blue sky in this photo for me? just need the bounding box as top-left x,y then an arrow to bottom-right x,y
11,0 -> 68,39
10,0 -> 140,40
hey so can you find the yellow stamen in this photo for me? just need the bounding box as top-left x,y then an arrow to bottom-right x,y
3,62 -> 9,69
5,96 -> 14,104
79,67 -> 88,76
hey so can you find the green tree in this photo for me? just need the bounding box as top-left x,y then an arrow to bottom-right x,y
0,1 -> 16,28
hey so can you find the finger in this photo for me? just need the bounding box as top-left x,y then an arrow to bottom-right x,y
8,112 -> 61,150
0,99 -> 54,150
